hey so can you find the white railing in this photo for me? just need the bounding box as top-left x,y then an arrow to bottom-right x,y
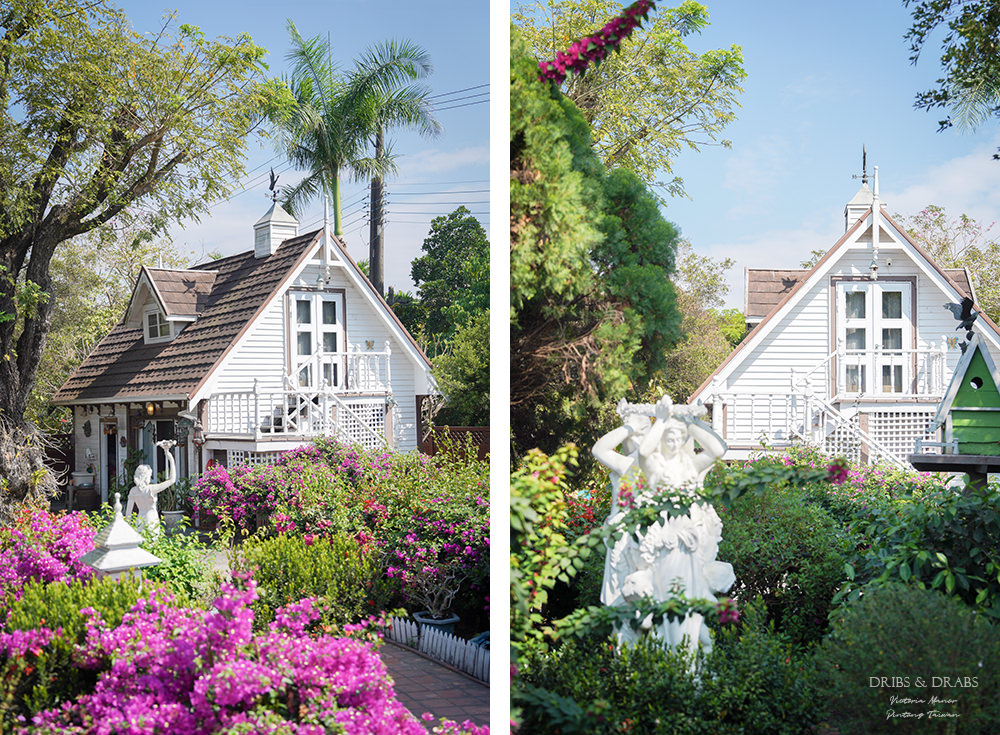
709,388 -> 906,467
207,387 -> 389,448
791,341 -> 949,400
291,343 -> 393,394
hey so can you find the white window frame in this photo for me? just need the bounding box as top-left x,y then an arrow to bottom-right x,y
143,305 -> 172,344
288,291 -> 346,390
836,281 -> 913,397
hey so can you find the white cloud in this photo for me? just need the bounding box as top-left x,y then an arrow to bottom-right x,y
886,135 -> 1000,226
399,146 -> 489,175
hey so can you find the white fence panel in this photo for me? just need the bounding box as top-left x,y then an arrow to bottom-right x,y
385,617 -> 489,684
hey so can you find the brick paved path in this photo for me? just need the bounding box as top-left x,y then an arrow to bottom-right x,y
380,642 -> 490,729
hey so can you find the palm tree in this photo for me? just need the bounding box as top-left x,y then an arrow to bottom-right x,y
353,40 -> 440,296
276,23 -> 440,269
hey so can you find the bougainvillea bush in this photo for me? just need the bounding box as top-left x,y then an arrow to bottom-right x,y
0,508 -> 96,606
5,575 -> 431,735
197,438 -> 490,626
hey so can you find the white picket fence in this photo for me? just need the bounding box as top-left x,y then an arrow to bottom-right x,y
386,617 -> 490,684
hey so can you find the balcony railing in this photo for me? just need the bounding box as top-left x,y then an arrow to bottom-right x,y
205,342 -> 395,448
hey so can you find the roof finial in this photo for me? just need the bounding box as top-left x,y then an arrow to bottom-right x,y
852,146 -> 869,185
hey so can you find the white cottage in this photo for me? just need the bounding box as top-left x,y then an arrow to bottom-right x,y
689,170 -> 1000,466
54,203 -> 435,501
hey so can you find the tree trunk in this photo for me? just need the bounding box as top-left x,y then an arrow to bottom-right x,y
369,127 -> 386,296
0,221 -> 68,505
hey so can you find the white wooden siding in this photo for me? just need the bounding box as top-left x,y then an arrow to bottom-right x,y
209,296 -> 287,396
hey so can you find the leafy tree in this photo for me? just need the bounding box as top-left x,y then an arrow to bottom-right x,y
357,41 -> 441,297
410,206 -> 489,354
276,23 -> 437,238
0,0 -> 284,486
432,309 -> 489,426
511,29 -> 682,458
905,0 -> 1000,145
896,204 -> 1000,323
386,287 -> 426,345
27,224 -> 191,433
651,242 -> 743,403
512,0 -> 745,195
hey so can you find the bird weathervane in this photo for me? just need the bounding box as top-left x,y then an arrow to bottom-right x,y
945,296 -> 980,350
852,146 -> 869,185
268,168 -> 279,203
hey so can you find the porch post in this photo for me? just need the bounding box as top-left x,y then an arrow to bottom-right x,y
384,340 -> 392,393
253,380 -> 262,440
709,379 -> 722,432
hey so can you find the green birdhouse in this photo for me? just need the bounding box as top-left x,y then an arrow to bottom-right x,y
929,334 -> 1000,455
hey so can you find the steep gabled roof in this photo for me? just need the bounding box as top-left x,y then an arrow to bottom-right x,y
53,231 -> 319,404
146,268 -> 217,318
690,206 -> 1000,403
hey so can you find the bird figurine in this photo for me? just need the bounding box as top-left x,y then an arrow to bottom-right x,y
268,168 -> 279,203
944,296 -> 979,340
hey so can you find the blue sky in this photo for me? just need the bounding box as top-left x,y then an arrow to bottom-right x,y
512,0 -> 1000,309
116,0 -> 489,292
656,0 -> 1000,308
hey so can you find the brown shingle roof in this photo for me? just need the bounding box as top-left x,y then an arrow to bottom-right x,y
746,267 -> 974,322
146,268 -> 217,318
745,269 -> 809,320
53,231 -> 319,404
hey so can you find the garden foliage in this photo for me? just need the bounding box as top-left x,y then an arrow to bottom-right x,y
237,532 -> 391,632
4,576 -> 429,734
518,598 -> 818,735
815,584 -> 1000,734
196,438 -> 490,625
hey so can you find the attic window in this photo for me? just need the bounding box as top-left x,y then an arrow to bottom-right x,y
145,307 -> 171,343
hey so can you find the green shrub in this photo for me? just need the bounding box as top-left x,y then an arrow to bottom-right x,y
236,532 -> 392,631
516,598 -> 817,735
140,519 -> 216,601
1,576 -> 144,726
851,483 -> 1000,618
815,584 -> 1000,734
718,483 -> 851,646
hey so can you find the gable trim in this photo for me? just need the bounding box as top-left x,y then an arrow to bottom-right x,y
690,209 -> 873,402
124,267 -> 169,329
690,205 -> 1000,404
187,232 -> 323,404
328,236 -> 433,372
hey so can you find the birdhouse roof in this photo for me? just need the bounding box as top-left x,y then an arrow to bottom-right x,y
930,334 -> 1000,429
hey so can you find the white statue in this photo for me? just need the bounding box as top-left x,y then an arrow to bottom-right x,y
125,439 -> 177,536
593,395 -> 734,655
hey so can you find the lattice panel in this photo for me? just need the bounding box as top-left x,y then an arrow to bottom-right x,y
337,400 -> 386,449
226,450 -> 281,468
867,410 -> 937,460
823,422 -> 863,465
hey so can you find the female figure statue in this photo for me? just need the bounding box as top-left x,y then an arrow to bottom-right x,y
125,439 -> 177,535
592,400 -> 651,611
593,395 -> 734,654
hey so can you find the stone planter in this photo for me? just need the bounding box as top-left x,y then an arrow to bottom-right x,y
413,611 -> 460,637
161,510 -> 186,533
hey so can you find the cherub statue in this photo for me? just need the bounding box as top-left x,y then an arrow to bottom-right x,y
125,439 -> 177,535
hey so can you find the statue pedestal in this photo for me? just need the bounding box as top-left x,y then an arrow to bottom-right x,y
907,453 -> 1000,492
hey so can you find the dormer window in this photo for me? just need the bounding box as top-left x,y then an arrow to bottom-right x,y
145,306 -> 172,343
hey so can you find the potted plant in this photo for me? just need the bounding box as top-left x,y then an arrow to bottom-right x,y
158,477 -> 191,532
397,560 -> 465,636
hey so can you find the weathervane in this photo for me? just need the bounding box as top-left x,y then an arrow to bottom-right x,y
852,146 -> 869,185
268,167 -> 279,203
945,296 -> 980,351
